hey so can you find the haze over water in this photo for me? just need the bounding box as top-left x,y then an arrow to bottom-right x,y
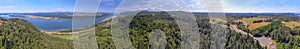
0,15 -> 112,31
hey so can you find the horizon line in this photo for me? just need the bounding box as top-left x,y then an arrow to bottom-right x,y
0,11 -> 300,14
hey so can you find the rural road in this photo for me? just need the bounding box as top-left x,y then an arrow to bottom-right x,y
230,25 -> 276,49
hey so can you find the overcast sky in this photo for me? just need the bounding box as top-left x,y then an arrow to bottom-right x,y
0,0 -> 299,13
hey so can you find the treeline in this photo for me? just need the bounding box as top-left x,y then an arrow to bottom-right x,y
226,30 -> 264,49
95,12 -> 264,49
0,12 -> 270,49
250,22 -> 300,49
252,22 -> 282,37
227,14 -> 300,49
0,18 -> 73,49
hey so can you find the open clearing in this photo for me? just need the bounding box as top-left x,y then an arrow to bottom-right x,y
234,17 -> 270,30
282,21 -> 300,29
49,34 -> 73,40
248,22 -> 271,30
240,17 -> 268,25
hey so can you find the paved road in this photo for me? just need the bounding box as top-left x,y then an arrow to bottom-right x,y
230,25 -> 276,49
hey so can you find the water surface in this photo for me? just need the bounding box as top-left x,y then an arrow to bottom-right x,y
0,15 -> 112,31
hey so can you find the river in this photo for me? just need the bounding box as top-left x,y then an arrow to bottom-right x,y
0,15 -> 112,31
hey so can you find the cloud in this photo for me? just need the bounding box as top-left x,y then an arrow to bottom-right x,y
54,8 -> 70,12
112,0 -> 239,12
1,0 -> 299,13
115,0 -> 193,12
220,0 -> 300,13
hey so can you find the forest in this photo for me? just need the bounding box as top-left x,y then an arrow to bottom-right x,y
252,22 -> 300,49
0,12 -> 299,49
0,18 -> 73,49
94,12 -> 265,49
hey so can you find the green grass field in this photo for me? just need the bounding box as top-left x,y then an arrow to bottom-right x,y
49,35 -> 73,40
49,34 -> 103,40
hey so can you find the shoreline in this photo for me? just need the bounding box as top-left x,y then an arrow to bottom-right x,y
1,14 -> 114,34
41,30 -> 72,35
41,16 -> 115,35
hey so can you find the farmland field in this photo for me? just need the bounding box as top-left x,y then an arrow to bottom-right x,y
235,17 -> 270,30
248,22 -> 271,30
241,17 -> 268,25
282,21 -> 300,29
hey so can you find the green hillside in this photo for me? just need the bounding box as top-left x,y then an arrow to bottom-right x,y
0,18 -> 73,49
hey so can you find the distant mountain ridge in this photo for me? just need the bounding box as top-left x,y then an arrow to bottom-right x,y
0,12 -> 113,16
0,12 -> 114,20
1,11 -> 298,18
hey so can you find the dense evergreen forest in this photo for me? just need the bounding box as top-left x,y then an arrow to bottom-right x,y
95,12 -> 264,49
2,12 -> 299,49
0,18 -> 73,49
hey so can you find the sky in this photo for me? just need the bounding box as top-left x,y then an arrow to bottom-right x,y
0,0 -> 299,13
